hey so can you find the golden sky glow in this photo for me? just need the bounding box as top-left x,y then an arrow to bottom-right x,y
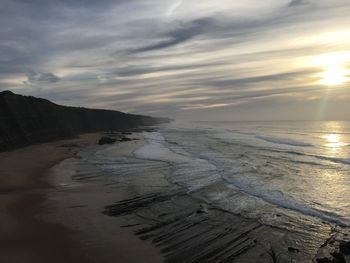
321,66 -> 348,86
1,0 -> 350,120
309,52 -> 350,87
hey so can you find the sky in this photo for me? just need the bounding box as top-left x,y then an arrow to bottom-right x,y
1,0 -> 350,121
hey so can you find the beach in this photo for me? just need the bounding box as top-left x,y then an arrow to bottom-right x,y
0,133 -> 163,263
1,121 -> 350,263
3,0 -> 350,261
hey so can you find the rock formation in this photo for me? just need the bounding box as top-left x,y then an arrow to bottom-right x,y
0,91 -> 170,151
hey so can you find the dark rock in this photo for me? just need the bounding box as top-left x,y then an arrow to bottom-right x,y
196,205 -> 208,214
316,255 -> 345,263
288,247 -> 300,253
0,91 -> 171,151
317,258 -> 333,263
330,252 -> 346,263
98,136 -> 116,145
316,247 -> 347,263
339,241 -> 350,254
60,143 -> 79,148
119,137 -> 132,142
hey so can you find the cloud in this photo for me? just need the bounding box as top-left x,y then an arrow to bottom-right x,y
24,71 -> 61,85
1,0 -> 350,120
205,69 -> 319,88
131,17 -> 214,53
288,0 -> 306,7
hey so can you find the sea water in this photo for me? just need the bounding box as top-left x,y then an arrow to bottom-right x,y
134,121 -> 350,227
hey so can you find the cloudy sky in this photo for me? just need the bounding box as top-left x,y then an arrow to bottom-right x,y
1,0 -> 350,121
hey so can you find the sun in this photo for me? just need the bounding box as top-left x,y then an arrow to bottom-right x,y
320,65 -> 348,86
310,52 -> 350,87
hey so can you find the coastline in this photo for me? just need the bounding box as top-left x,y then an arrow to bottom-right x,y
46,132 -> 163,263
0,133 -> 163,263
2,125 -> 349,262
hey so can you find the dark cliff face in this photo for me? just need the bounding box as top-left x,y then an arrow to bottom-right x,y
0,91 -> 170,151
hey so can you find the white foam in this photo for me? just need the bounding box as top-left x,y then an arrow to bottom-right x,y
256,135 -> 313,147
134,132 -> 188,163
213,131 -> 254,141
221,174 -> 350,226
143,131 -> 165,142
135,129 -> 350,226
214,131 -> 313,148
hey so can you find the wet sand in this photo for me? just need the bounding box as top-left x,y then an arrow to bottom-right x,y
0,133 -> 163,263
0,135 -> 88,263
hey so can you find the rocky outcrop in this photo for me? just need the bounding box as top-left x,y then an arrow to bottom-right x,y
98,136 -> 117,145
0,91 -> 170,151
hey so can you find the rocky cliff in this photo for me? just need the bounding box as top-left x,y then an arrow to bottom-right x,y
0,91 -> 170,151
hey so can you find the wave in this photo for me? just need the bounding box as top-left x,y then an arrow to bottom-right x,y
281,149 -> 350,165
213,131 -> 255,141
214,131 -> 313,148
134,132 -> 189,163
317,156 -> 350,165
214,132 -> 349,166
135,130 -> 350,227
256,135 -> 313,147
224,179 -> 350,227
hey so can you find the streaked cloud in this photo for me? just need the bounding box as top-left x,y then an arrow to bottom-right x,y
0,0 -> 349,120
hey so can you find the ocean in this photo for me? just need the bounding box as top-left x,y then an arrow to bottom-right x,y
135,121 -> 350,226
64,120 -> 350,262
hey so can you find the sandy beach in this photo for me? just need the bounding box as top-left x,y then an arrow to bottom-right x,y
0,133 -> 163,263
1,127 -> 350,263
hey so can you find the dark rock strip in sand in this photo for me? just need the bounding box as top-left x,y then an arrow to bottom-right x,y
104,191 -> 292,262
104,186 -> 350,263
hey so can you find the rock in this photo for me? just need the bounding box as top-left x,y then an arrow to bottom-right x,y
60,143 -> 79,148
288,247 -> 300,253
316,252 -> 346,263
196,205 -> 208,214
330,252 -> 346,263
0,90 -> 171,151
339,241 -> 350,255
119,137 -> 132,142
317,258 -> 333,263
98,136 -> 116,145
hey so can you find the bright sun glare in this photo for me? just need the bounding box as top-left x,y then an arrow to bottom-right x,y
321,65 -> 348,86
311,52 -> 350,86
324,133 -> 348,149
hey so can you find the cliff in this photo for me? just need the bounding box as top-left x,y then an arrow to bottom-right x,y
0,91 -> 170,151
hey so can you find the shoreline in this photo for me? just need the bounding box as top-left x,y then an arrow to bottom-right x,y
0,132 -> 163,263
2,126 -> 349,262
45,132 -> 163,263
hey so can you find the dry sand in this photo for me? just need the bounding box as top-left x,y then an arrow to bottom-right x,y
0,133 -> 163,263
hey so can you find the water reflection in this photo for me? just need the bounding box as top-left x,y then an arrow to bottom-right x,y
324,133 -> 343,148
312,122 -> 349,219
322,122 -> 348,157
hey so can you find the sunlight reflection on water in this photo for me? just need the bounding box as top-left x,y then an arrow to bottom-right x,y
322,122 -> 349,157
